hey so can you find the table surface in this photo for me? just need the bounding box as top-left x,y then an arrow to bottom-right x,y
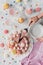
0,0 -> 43,65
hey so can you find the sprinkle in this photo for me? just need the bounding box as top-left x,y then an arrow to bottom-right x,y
1,16 -> 4,19
0,43 -> 4,47
26,8 -> 32,14
35,7 -> 41,12
16,0 -> 22,2
36,3 -> 39,6
3,3 -> 9,9
3,60 -> 6,62
10,4 -> 13,6
18,18 -> 24,23
7,54 -> 10,57
30,5 -> 32,7
9,8 -> 15,15
5,20 -> 9,25
5,13 -> 8,15
20,3 -> 22,6
4,53 -> 10,58
9,62 -> 11,64
14,61 -> 17,63
16,11 -> 18,14
13,1 -> 15,3
12,58 -> 14,60
14,25 -> 17,28
12,49 -> 17,54
3,29 -> 9,34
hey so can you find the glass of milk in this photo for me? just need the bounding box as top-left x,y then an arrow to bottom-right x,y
29,19 -> 43,40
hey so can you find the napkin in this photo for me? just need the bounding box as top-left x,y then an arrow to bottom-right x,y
21,41 -> 43,65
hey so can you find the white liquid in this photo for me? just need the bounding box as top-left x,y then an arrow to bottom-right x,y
32,24 -> 43,38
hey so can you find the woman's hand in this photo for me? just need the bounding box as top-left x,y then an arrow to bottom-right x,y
37,37 -> 43,42
29,16 -> 39,26
28,12 -> 43,26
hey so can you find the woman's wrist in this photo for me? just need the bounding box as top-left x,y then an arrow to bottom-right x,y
38,13 -> 43,19
35,16 -> 39,23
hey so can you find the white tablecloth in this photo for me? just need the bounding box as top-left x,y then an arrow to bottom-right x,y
0,0 -> 43,65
